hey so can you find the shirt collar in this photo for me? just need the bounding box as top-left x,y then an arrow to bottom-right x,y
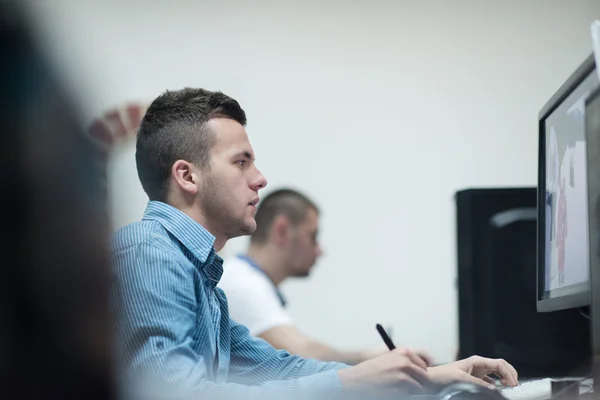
237,254 -> 287,307
143,201 -> 223,286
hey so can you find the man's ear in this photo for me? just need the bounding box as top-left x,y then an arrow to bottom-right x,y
271,215 -> 292,246
171,160 -> 200,195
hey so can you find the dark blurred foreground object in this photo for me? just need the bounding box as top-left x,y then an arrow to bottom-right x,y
0,1 -> 113,399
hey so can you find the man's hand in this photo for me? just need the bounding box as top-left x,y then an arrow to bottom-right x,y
428,356 -> 518,388
411,348 -> 435,367
337,347 -> 431,394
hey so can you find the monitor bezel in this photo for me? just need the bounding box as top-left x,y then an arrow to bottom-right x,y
537,54 -> 596,312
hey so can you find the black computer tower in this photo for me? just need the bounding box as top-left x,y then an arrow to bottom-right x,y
456,188 -> 590,379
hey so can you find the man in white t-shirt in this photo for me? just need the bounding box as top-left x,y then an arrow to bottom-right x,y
219,188 -> 431,365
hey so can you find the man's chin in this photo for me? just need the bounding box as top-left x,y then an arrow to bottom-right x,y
239,220 -> 257,236
223,217 -> 256,239
292,270 -> 311,278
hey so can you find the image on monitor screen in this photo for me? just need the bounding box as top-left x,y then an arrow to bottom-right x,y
542,70 -> 599,302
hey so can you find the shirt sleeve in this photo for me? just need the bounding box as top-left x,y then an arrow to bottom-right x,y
112,240 -> 349,400
225,308 -> 348,384
219,260 -> 293,336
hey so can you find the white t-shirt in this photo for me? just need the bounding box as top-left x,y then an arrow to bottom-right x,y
218,256 -> 293,336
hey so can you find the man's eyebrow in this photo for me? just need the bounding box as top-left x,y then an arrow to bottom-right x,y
233,150 -> 255,161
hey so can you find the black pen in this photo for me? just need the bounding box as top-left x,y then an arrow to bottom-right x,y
376,323 -> 432,368
377,323 -> 440,394
376,323 -> 396,350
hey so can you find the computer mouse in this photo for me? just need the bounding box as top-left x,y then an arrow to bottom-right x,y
434,382 -> 506,400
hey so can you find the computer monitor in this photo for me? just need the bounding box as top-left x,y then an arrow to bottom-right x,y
586,86 -> 600,393
538,54 -> 599,312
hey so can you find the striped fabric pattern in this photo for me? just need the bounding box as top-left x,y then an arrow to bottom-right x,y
110,201 -> 348,399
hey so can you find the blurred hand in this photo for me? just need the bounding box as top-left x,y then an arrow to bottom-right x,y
338,347 -> 432,394
88,103 -> 148,148
428,355 -> 518,388
411,348 -> 435,367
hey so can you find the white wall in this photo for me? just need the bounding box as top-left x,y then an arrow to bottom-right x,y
26,0 -> 600,363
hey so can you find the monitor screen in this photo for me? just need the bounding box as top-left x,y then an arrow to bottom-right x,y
538,55 -> 598,311
586,87 -> 600,394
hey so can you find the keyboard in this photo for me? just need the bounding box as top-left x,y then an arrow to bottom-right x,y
499,378 -> 593,400
499,378 -> 553,400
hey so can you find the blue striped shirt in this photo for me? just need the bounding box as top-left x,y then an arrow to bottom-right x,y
111,201 -> 347,399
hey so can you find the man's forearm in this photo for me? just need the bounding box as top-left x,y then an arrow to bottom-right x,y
299,341 -> 370,365
257,326 -> 383,366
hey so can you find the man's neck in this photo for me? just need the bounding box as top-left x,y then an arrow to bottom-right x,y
245,245 -> 288,287
166,199 -> 227,252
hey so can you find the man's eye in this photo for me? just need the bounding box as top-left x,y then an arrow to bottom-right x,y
236,160 -> 246,166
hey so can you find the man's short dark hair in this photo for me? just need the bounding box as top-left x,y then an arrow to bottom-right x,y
251,188 -> 319,244
136,88 -> 247,201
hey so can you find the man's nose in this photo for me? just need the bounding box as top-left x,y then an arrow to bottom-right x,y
251,167 -> 267,191
316,243 -> 324,258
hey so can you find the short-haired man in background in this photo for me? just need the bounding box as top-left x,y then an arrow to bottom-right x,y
220,188 -> 418,365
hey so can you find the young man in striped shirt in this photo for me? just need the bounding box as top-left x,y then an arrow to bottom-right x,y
110,87 -> 518,399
